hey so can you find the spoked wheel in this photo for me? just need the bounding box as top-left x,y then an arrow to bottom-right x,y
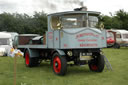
25,50 -> 39,67
52,53 -> 67,76
88,54 -> 105,72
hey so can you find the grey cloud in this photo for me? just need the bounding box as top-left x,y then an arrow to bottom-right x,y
49,3 -> 57,10
64,0 -> 83,6
32,0 -> 84,13
0,1 -> 18,10
0,0 -> 86,15
36,0 -> 57,10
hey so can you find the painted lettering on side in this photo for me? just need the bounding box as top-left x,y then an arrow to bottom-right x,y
80,44 -> 98,47
64,44 -> 68,47
56,37 -> 58,40
102,37 -> 104,40
76,33 -> 99,39
48,32 -> 53,39
48,32 -> 53,34
78,39 -> 97,42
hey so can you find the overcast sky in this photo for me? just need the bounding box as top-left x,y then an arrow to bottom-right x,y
0,0 -> 128,16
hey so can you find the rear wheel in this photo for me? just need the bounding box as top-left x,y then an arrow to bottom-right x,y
113,43 -> 120,49
88,54 -> 105,72
25,50 -> 39,67
52,53 -> 67,76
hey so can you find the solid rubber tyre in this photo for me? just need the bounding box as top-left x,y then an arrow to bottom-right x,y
24,50 -> 39,67
88,54 -> 105,72
52,53 -> 67,76
113,43 -> 120,49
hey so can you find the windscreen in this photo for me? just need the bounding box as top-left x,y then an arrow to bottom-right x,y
51,13 -> 99,29
61,14 -> 98,28
61,14 -> 86,28
0,38 -> 10,45
88,15 -> 98,28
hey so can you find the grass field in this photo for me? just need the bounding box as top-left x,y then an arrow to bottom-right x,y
0,48 -> 128,85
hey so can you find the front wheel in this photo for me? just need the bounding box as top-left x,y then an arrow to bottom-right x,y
88,54 -> 105,72
52,53 -> 67,76
25,50 -> 39,67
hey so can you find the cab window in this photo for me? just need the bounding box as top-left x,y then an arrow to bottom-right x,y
88,15 -> 98,28
51,16 -> 61,30
61,14 -> 85,28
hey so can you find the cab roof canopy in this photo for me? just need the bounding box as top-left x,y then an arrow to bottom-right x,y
48,11 -> 100,16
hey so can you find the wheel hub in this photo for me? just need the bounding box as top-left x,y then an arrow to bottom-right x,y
53,56 -> 61,73
91,65 -> 98,70
55,62 -> 58,67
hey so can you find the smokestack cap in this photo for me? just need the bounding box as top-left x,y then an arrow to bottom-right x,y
74,6 -> 87,11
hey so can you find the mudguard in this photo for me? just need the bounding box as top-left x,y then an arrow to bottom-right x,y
53,49 -> 66,56
24,48 -> 39,58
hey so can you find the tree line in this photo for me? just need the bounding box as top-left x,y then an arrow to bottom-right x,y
0,11 -> 47,35
0,9 -> 128,35
101,9 -> 128,30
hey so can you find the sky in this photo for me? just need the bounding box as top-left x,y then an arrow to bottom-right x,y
0,0 -> 128,16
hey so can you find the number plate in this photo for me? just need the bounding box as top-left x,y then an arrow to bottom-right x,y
80,56 -> 93,60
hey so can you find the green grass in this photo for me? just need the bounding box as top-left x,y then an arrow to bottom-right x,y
0,48 -> 128,85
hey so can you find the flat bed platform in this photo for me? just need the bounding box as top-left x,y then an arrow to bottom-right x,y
18,45 -> 47,49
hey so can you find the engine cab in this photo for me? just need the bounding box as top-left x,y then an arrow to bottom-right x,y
47,11 -> 106,49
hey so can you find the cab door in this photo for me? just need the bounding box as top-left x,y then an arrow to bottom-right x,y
53,30 -> 60,48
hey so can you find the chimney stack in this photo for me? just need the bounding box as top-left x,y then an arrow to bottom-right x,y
74,1 -> 87,11
74,6 -> 87,11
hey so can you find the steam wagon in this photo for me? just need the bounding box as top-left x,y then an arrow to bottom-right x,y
14,9 -> 107,75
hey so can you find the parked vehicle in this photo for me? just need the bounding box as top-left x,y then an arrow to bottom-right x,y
28,36 -> 43,45
110,30 -> 128,48
14,9 -> 107,75
1,31 -> 18,41
0,32 -> 12,56
13,34 -> 39,46
8,32 -> 18,41
106,30 -> 116,47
